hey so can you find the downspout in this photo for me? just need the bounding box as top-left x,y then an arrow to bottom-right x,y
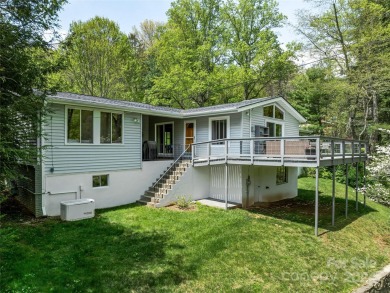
246,174 -> 251,208
39,110 -> 47,216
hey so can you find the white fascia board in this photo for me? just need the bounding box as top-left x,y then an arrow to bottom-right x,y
182,110 -> 238,118
237,97 -> 307,123
47,97 -> 183,118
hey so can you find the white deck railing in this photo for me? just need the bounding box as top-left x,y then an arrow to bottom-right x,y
191,136 -> 368,167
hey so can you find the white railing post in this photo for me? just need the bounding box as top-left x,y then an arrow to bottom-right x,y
191,144 -> 194,166
331,139 -> 335,165
316,137 -> 321,166
342,140 -> 346,164
250,139 -> 254,164
208,143 -> 211,165
225,140 -> 228,163
281,138 -> 285,165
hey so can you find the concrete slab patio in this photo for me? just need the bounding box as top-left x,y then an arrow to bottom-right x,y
196,198 -> 241,209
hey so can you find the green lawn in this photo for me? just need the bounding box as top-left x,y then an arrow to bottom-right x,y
1,178 -> 389,292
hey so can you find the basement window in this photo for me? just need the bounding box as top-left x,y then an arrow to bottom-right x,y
93,174 -> 109,188
276,167 -> 288,185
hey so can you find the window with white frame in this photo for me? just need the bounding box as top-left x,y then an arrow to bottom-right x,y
93,174 -> 109,187
210,117 -> 229,144
263,105 -> 284,120
267,122 -> 283,137
100,112 -> 123,143
67,108 -> 93,143
276,166 -> 288,185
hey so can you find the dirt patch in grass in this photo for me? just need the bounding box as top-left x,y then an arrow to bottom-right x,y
165,204 -> 198,212
247,197 -> 331,217
0,196 -> 36,223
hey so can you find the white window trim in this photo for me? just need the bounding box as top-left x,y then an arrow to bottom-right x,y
208,116 -> 230,141
64,106 -> 124,145
65,106 -> 94,145
100,111 -> 125,144
265,119 -> 285,137
263,104 -> 285,120
92,174 -> 110,188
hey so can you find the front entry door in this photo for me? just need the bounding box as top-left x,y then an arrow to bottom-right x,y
184,121 -> 196,152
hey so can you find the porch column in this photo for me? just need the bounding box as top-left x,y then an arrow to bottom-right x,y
332,165 -> 336,226
345,164 -> 349,218
225,163 -> 228,210
355,163 -> 359,212
363,161 -> 366,208
315,167 -> 319,236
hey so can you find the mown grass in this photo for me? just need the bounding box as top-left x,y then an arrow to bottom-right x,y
1,178 -> 389,292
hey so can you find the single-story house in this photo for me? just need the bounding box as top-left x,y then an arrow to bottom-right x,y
15,92 -> 367,235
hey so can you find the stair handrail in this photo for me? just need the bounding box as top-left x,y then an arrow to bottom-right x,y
152,144 -> 191,189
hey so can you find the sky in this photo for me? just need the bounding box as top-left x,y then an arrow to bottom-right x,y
58,0 -> 309,45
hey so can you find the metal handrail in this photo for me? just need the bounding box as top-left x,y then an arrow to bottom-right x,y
152,144 -> 191,188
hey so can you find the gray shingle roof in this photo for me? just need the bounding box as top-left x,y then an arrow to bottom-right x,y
50,92 -> 182,114
48,92 -> 288,118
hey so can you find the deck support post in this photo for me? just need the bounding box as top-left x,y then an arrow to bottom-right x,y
225,163 -> 228,210
332,165 -> 336,226
363,161 -> 366,208
315,167 -> 319,236
355,163 -> 359,212
345,164 -> 349,219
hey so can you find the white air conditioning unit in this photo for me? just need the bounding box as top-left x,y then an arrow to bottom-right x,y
60,199 -> 95,221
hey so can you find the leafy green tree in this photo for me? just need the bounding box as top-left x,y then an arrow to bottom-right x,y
60,17 -> 132,99
0,0 -> 66,193
288,67 -> 335,135
148,0 -> 226,108
297,0 -> 390,143
221,0 -> 297,100
127,20 -> 165,102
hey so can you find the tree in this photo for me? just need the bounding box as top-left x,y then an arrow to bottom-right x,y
0,0 -> 66,193
60,17 -> 132,99
148,0 -> 226,108
288,67 -> 335,135
296,0 -> 390,143
221,0 -> 296,100
127,20 -> 165,102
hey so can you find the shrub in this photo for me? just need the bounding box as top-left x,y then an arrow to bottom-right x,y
364,183 -> 390,207
176,195 -> 193,209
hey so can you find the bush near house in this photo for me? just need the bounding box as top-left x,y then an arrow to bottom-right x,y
1,178 -> 389,292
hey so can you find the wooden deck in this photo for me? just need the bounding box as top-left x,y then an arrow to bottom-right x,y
191,136 -> 368,167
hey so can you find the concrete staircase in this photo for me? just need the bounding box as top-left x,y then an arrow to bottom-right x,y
137,160 -> 191,207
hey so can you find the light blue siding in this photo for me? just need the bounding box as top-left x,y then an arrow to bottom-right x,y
44,103 -> 141,175
283,111 -> 299,136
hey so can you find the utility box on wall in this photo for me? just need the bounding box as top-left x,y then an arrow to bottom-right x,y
60,199 -> 95,221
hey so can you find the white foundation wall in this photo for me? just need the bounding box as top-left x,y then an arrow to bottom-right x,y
43,161 -> 172,216
242,166 -> 298,207
157,165 -> 211,206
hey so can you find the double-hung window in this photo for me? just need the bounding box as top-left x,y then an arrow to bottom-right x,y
67,108 -> 93,143
101,112 -> 123,143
